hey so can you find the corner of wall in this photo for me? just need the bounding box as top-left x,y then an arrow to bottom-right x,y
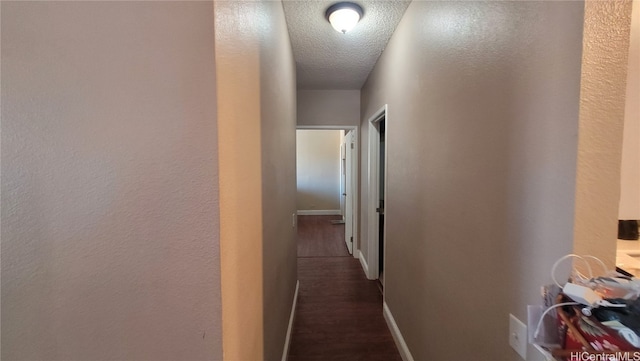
573,0 -> 634,263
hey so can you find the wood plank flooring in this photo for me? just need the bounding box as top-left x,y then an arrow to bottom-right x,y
297,215 -> 349,257
288,216 -> 402,361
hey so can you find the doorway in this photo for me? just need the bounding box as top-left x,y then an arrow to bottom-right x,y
341,130 -> 356,254
296,126 -> 360,258
367,105 -> 387,284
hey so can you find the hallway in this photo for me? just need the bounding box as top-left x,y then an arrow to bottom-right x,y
288,216 -> 402,361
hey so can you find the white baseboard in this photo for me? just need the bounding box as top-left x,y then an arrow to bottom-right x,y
383,302 -> 414,361
296,210 -> 341,216
281,280 -> 300,361
358,251 -> 370,278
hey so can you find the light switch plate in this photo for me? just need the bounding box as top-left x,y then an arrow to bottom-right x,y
509,314 -> 527,360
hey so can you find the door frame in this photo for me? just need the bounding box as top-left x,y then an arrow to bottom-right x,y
296,125 -> 360,258
366,105 -> 387,280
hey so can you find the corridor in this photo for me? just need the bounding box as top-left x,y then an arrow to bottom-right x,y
287,216 -> 402,361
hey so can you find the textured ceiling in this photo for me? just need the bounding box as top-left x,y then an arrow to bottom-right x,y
282,0 -> 411,89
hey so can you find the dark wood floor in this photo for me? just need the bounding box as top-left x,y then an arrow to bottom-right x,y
297,215 -> 350,257
288,216 -> 402,361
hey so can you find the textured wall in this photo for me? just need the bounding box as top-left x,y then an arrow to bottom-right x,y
573,0 -> 633,261
215,1 -> 297,360
215,2 -> 264,358
360,1 -> 585,360
297,90 -> 361,126
296,130 -> 342,211
1,2 -> 222,360
619,0 -> 640,220
258,2 -> 298,359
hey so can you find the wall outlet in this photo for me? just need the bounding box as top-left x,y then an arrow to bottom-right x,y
509,314 -> 527,360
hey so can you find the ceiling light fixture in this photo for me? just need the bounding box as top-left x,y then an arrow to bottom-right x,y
325,2 -> 363,34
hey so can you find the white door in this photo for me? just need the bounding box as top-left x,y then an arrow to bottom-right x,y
340,139 -> 347,221
344,131 -> 354,254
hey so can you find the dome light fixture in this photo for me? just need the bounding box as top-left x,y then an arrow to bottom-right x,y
325,2 -> 364,34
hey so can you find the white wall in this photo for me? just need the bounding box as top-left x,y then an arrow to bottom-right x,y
1,2 -> 222,360
619,0 -> 640,220
297,90 -> 360,127
360,1 -> 588,360
296,130 -> 342,212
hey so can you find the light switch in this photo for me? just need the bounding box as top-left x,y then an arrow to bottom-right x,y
509,314 -> 527,360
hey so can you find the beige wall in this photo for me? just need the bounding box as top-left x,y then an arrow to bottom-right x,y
258,2 -> 298,359
1,2 -> 222,360
297,90 -> 360,127
361,1 -> 587,360
573,0 -> 633,261
215,1 -> 297,360
296,130 -> 342,211
619,0 -> 640,220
